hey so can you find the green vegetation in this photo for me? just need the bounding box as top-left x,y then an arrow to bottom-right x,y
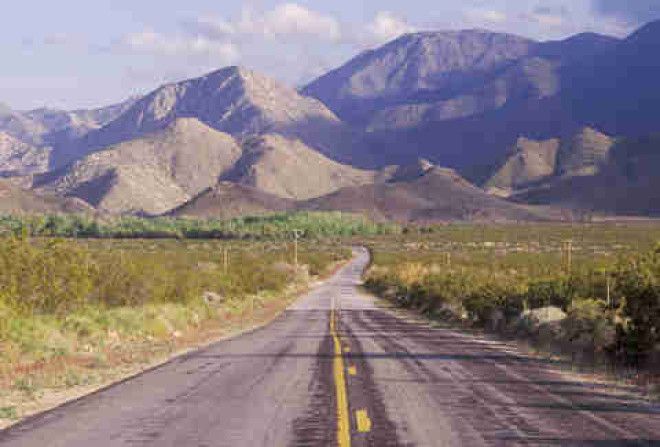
0,236 -> 350,423
363,224 -> 660,372
0,212 -> 400,240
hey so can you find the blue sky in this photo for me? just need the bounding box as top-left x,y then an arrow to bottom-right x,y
1,0 -> 657,110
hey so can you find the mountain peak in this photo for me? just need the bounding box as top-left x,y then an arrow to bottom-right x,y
83,66 -> 340,152
303,28 -> 536,122
625,19 -> 660,46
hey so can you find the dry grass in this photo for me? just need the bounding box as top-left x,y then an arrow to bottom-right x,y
0,237 -> 350,427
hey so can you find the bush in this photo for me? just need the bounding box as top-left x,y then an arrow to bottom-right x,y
613,246 -> 660,364
365,242 -> 660,366
561,299 -> 616,354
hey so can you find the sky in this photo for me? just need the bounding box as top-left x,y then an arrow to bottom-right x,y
1,0 -> 659,110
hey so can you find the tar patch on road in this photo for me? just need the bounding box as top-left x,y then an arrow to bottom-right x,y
340,311 -> 407,447
291,320 -> 337,447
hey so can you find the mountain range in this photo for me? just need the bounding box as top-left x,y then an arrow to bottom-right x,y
1,20 -> 659,220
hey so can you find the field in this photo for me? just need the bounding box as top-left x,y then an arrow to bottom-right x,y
362,223 -> 660,391
0,236 -> 351,425
2,219 -> 659,425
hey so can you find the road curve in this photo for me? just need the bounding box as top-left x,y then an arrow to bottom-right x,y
1,247 -> 659,446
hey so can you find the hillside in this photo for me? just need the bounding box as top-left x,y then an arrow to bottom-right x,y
304,30 -> 537,124
303,165 -> 548,222
0,98 -> 137,173
0,132 -> 51,176
221,134 -> 375,200
168,182 -> 295,218
513,134 -> 660,216
485,137 -> 560,195
78,67 -> 348,165
35,118 -> 242,215
484,127 -> 615,196
304,28 -> 625,180
561,20 -> 660,136
555,127 -> 614,177
0,179 -> 91,214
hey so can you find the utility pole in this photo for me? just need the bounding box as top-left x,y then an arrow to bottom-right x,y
223,246 -> 229,274
606,275 -> 611,308
292,229 -> 304,268
562,240 -> 573,274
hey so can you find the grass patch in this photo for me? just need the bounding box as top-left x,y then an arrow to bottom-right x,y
0,406 -> 17,420
0,236 -> 351,426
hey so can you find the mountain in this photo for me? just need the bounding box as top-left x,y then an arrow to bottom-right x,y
36,118 -> 373,215
0,132 -> 51,177
555,127 -> 614,177
485,136 -> 560,195
0,98 -> 138,174
168,182 -> 295,218
560,20 -> 660,136
484,127 -> 615,196
76,67 -> 353,166
0,98 -> 137,146
35,118 -> 242,215
303,29 -> 621,180
302,164 -> 549,222
0,178 -> 92,214
304,30 -> 537,124
220,134 -> 375,200
513,134 -> 660,216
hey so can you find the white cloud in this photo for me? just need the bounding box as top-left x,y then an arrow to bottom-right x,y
183,4 -> 341,44
465,9 -> 508,25
366,11 -> 415,44
530,14 -> 564,27
116,4 -> 417,87
181,16 -> 235,41
238,4 -> 341,41
123,29 -> 239,63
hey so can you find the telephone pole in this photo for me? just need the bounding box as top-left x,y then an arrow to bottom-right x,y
292,229 -> 304,268
562,240 -> 573,274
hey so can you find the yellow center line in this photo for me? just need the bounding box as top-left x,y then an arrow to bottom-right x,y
355,409 -> 372,433
331,302 -> 351,447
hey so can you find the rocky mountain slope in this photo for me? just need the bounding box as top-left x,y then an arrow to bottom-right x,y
0,98 -> 137,174
485,127 -> 614,195
35,118 -> 376,215
0,178 -> 92,215
169,182 -> 295,218
0,132 -> 51,177
302,162 -> 548,222
303,28 -> 625,179
513,134 -> 660,216
221,134 -> 375,200
78,67 -> 350,164
35,118 -> 242,215
561,21 -> 660,136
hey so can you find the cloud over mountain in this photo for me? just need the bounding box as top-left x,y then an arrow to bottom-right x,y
593,0 -> 660,24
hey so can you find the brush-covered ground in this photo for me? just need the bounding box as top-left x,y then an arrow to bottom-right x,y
362,223 -> 660,398
0,237 -> 351,427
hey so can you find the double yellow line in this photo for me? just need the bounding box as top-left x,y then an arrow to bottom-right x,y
330,303 -> 351,447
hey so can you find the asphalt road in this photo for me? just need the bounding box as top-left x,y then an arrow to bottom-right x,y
1,248 -> 659,446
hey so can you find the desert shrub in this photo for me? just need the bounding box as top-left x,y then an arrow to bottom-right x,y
561,299 -> 616,354
525,279 -> 572,310
365,237 -> 660,366
613,245 -> 660,364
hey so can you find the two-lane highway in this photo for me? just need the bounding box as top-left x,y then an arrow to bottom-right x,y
1,248 -> 659,446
